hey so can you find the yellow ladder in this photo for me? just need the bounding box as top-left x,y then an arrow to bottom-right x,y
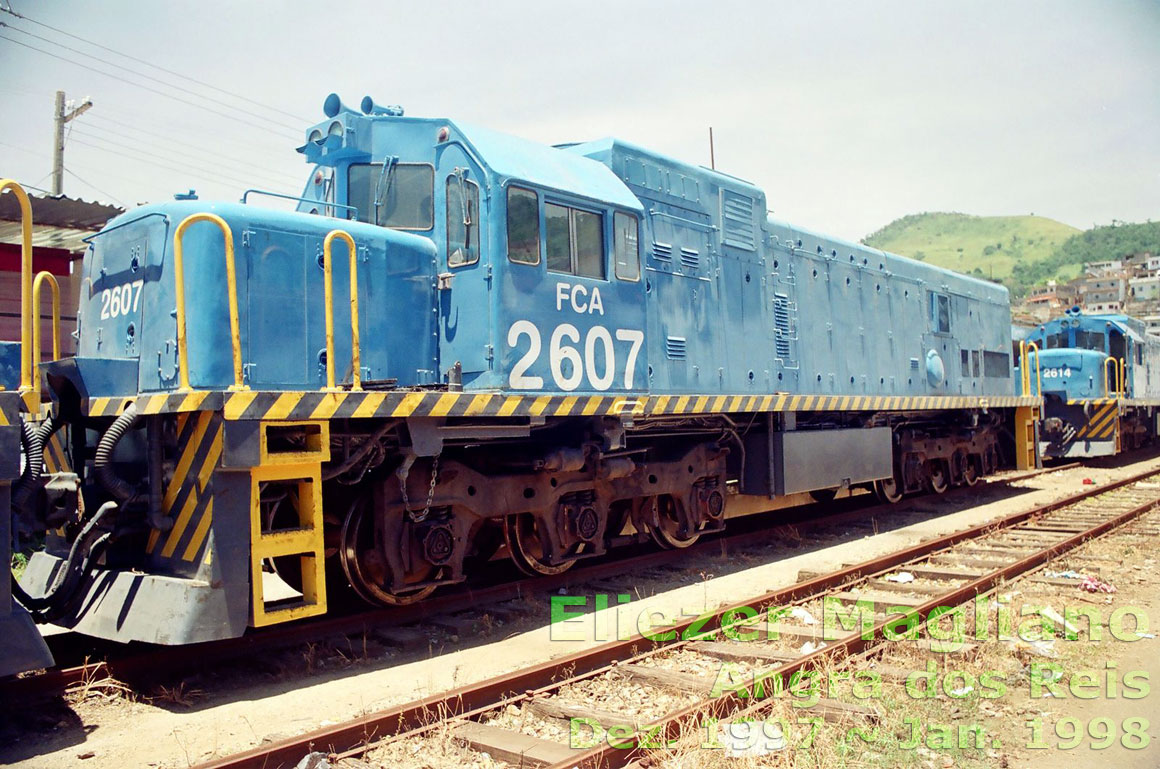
1014,405 -> 1040,470
248,420 -> 330,626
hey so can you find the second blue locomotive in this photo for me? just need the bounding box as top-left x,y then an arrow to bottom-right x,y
1020,308 -> 1160,458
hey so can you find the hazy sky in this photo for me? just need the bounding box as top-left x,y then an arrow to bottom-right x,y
1,0 -> 1157,240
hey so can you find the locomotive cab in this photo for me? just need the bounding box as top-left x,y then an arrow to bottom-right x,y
297,99 -> 649,393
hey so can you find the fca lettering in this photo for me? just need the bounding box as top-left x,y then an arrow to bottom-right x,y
556,282 -> 604,315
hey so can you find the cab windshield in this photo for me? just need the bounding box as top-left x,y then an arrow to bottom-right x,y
348,163 -> 434,230
1074,330 -> 1105,352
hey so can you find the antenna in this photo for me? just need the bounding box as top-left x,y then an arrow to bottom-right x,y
708,126 -> 715,170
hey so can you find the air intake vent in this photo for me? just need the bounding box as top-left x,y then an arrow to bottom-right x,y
770,295 -> 798,366
773,297 -> 791,359
721,190 -> 756,251
665,336 -> 687,360
653,242 -> 673,262
679,247 -> 699,270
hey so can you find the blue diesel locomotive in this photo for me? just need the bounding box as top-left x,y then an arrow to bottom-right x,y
2,95 -> 1039,669
1019,308 -> 1160,458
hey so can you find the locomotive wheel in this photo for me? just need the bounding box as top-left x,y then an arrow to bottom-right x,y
963,457 -> 980,486
263,492 -> 342,594
649,495 -> 700,549
339,497 -> 436,606
927,461 -> 949,494
505,513 -> 574,576
873,476 -> 903,504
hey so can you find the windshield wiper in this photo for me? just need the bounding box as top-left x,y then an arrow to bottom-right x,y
373,156 -> 398,226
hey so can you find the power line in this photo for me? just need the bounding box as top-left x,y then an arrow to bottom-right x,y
69,127 -> 291,190
0,139 -> 170,199
82,114 -> 305,187
0,140 -> 165,201
1,21 -> 303,133
86,109 -> 304,159
67,134 -> 269,190
73,123 -> 303,191
0,139 -> 48,159
0,32 -> 301,141
0,5 -> 312,124
63,167 -> 124,207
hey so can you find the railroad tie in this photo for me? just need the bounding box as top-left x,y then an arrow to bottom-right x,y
453,721 -> 577,768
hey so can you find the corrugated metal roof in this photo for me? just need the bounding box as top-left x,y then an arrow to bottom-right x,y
0,191 -> 123,254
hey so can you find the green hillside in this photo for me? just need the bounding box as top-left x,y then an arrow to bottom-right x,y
862,212 -> 1080,285
1010,220 -> 1160,295
863,213 -> 1160,298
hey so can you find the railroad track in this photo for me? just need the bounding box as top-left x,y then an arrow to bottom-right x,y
15,462 -> 1079,700
191,463 -> 1160,769
3,462 -> 1075,704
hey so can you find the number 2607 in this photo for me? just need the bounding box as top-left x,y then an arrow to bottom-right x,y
100,280 -> 144,320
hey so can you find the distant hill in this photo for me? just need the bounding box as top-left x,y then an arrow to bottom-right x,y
1009,220 -> 1160,295
863,213 -> 1160,298
862,212 -> 1081,289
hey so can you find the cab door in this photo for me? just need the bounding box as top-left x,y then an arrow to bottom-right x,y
497,185 -> 648,395
436,149 -> 491,386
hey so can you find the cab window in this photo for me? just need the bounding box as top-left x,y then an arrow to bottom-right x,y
1075,330 -> 1104,351
348,163 -> 433,230
545,202 -> 605,279
613,212 -> 640,281
929,292 -> 950,334
506,186 -> 540,265
446,175 -> 479,267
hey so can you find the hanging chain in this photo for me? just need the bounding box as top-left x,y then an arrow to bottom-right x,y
401,453 -> 440,523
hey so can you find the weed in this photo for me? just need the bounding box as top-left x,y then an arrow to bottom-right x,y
150,681 -> 205,708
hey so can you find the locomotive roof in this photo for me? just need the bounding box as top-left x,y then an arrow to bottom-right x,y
448,122 -> 644,212
1039,312 -> 1148,341
768,217 -> 1011,304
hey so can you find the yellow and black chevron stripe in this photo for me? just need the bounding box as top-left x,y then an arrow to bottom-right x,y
84,390 -> 1043,422
1068,397 -> 1160,408
1075,400 -> 1119,441
42,428 -> 71,474
145,410 -> 223,565
0,391 -> 46,424
0,394 -> 18,427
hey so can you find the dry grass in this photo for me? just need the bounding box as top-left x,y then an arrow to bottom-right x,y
149,680 -> 205,708
64,660 -> 134,705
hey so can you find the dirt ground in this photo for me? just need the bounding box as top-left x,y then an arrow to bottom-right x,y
4,454 -> 1160,769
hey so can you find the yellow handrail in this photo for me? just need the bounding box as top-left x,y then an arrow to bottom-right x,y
1119,357 -> 1127,397
1019,340 -> 1026,395
32,271 -> 61,362
1103,356 -> 1120,398
1020,341 -> 1041,397
0,179 -> 33,393
322,229 -> 362,391
173,213 -> 247,392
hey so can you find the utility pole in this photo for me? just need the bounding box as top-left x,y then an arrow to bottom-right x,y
51,90 -> 93,195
